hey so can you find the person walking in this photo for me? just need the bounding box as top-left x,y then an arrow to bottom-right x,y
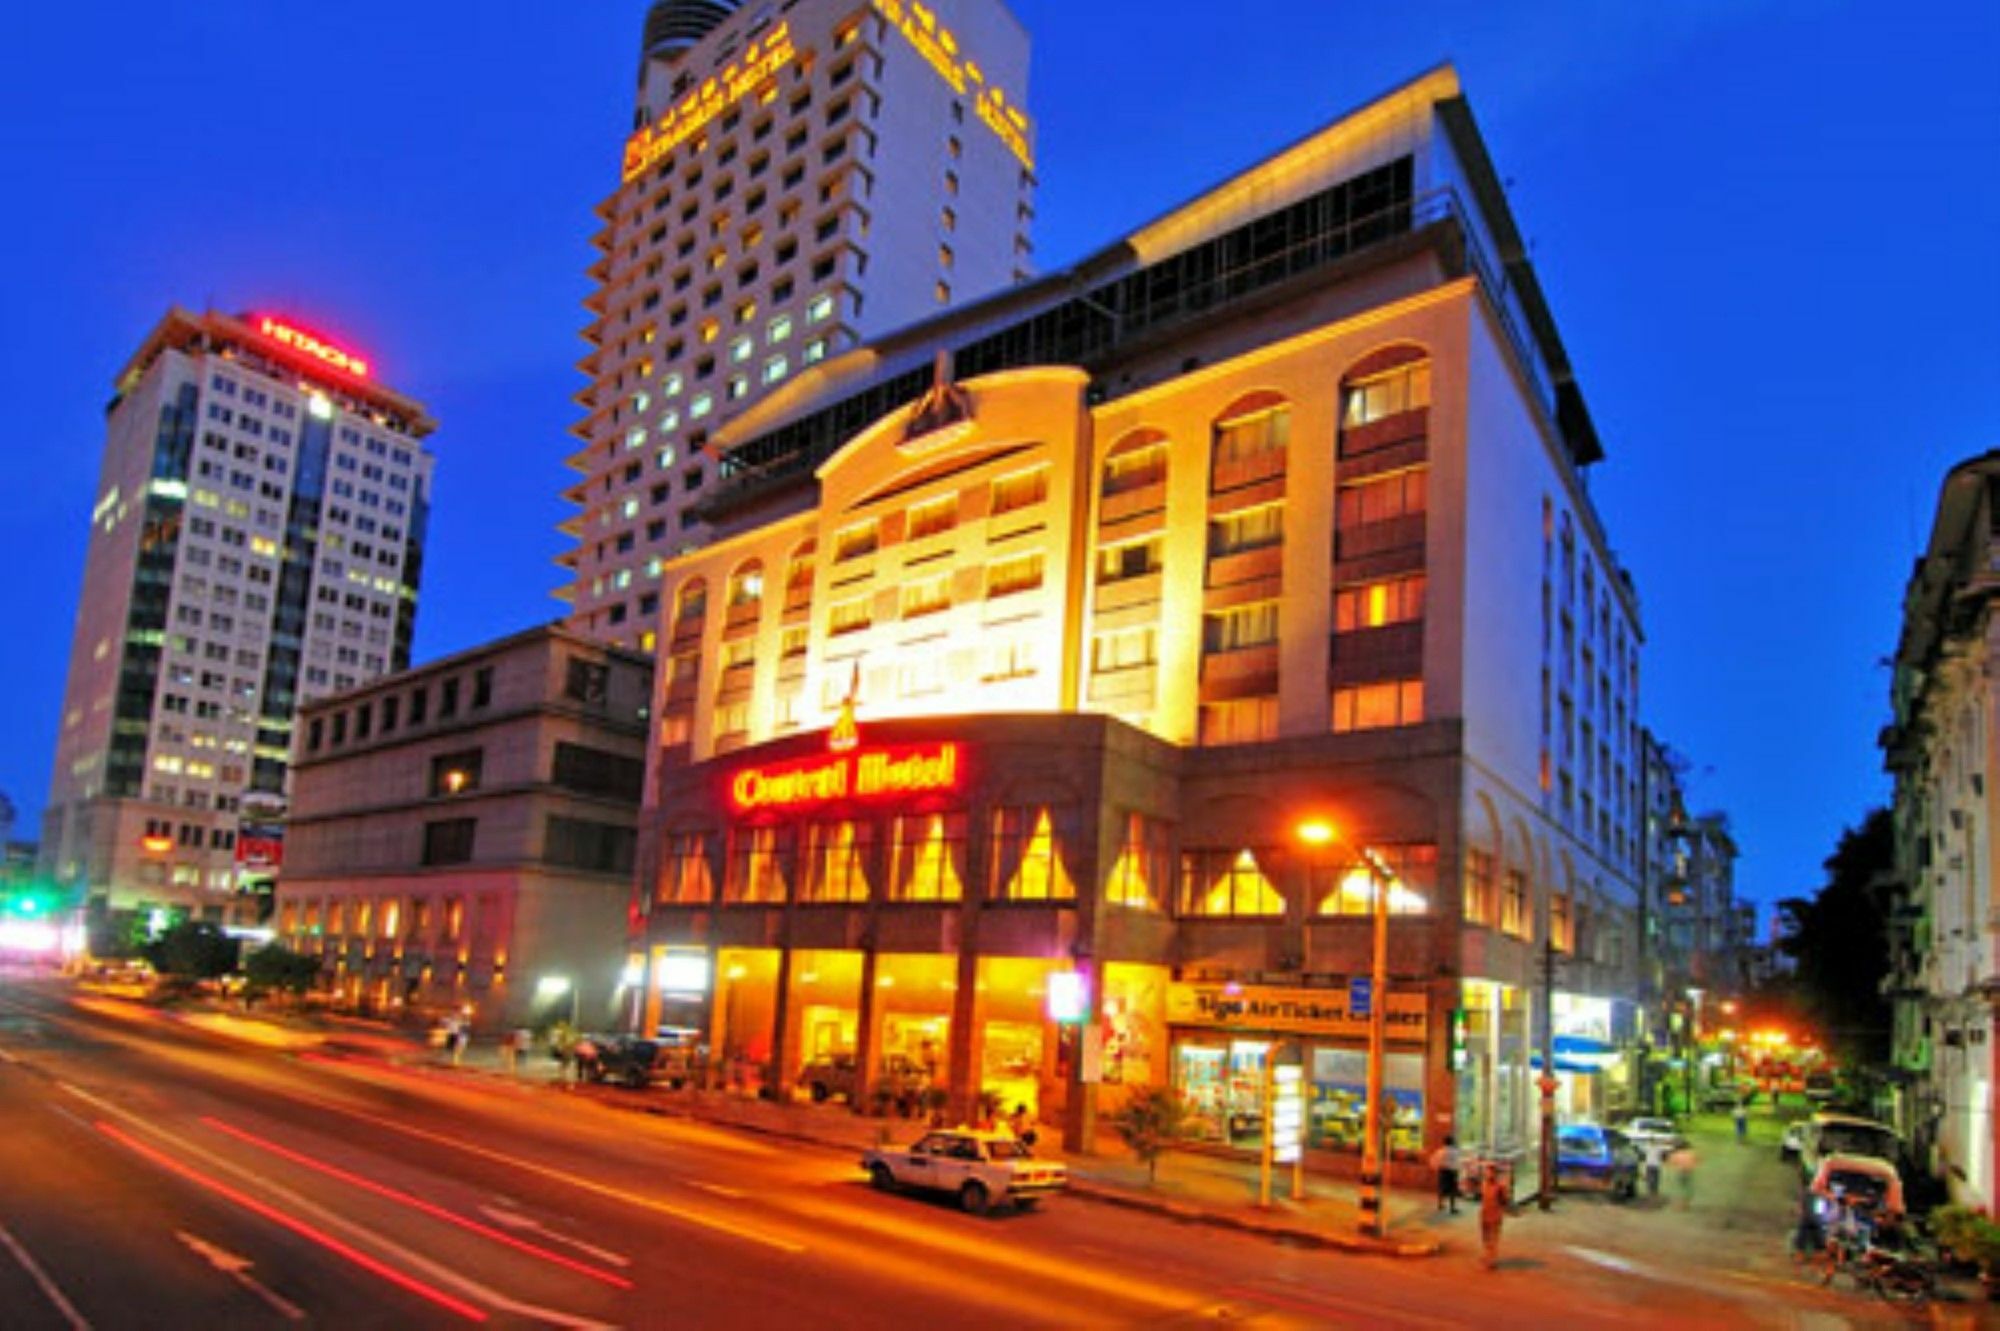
1431,1136 -> 1462,1213
1667,1144 -> 1698,1210
1640,1138 -> 1667,1197
1008,1103 -> 1039,1149
1732,1101 -> 1748,1144
1478,1166 -> 1509,1269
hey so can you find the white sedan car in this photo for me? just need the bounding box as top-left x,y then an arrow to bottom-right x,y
861,1129 -> 1066,1214
1620,1117 -> 1689,1153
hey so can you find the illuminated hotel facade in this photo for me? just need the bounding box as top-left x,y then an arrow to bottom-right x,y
633,68 -> 1644,1182
561,0 -> 1036,651
43,308 -> 435,931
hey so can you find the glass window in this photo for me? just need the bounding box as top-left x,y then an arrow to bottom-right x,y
1178,847 -> 1284,916
1331,679 -> 1424,732
887,812 -> 967,902
1343,360 -> 1431,427
658,832 -> 715,904
724,826 -> 790,903
1102,440 -> 1166,496
1105,813 -> 1171,910
1311,844 -> 1435,916
834,521 -> 878,562
1091,625 -> 1157,673
1212,404 -> 1290,472
1204,601 -> 1279,653
990,467 -> 1048,515
1335,468 -> 1428,526
1198,696 -> 1277,746
989,807 -> 1073,901
986,552 -> 1044,599
1464,847 -> 1497,925
801,820 -> 872,903
1096,536 -> 1162,582
907,495 -> 957,540
1209,504 -> 1283,557
1502,868 -> 1530,938
1334,573 -> 1427,631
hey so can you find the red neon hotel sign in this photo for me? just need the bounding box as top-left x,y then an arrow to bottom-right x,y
727,741 -> 962,813
253,315 -> 370,379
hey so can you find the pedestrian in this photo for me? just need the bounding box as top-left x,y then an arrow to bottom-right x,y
1430,1135 -> 1461,1213
1732,1102 -> 1748,1144
1478,1165 -> 1509,1269
499,1028 -> 518,1074
1007,1103 -> 1039,1148
1667,1144 -> 1697,1210
449,1017 -> 468,1065
1640,1139 -> 1667,1197
573,1033 -> 600,1085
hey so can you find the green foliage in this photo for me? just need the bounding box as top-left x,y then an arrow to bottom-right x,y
1770,807 -> 1894,1063
241,943 -> 318,998
1108,1084 -> 1189,1184
143,920 -> 240,980
1932,1205 -> 2000,1270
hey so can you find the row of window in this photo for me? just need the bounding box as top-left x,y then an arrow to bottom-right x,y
305,666 -> 493,753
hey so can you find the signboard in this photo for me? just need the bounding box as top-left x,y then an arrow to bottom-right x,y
622,23 -> 797,181
1349,976 -> 1372,1019
724,740 -> 962,813
870,0 -> 1033,169
1167,981 -> 1427,1042
1271,1064 -> 1305,1164
251,316 -> 370,379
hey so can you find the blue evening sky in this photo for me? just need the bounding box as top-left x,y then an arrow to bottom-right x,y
4,2 -> 1995,922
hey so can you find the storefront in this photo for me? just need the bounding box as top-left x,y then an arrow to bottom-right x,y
1164,980 -> 1429,1159
1454,977 -> 1531,1155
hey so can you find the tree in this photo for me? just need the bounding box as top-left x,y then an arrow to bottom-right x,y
1106,1084 -> 1188,1185
144,920 -> 240,983
1771,806 -> 1893,1065
241,943 -> 318,1001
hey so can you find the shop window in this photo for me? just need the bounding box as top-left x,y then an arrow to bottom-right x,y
1312,844 -> 1434,916
988,807 -> 1073,901
801,820 -> 872,902
1464,847 -> 1497,925
1331,679 -> 1424,732
658,831 -> 715,904
1177,847 -> 1284,917
724,826 -> 791,903
1306,1047 -> 1426,1156
1501,868 -> 1530,938
1105,812 -> 1172,910
887,811 -> 966,902
1334,573 -> 1426,632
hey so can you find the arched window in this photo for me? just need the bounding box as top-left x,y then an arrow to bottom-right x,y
1210,392 -> 1289,492
1340,345 -> 1431,428
671,576 -> 707,636
727,559 -> 765,608
1102,428 -> 1168,498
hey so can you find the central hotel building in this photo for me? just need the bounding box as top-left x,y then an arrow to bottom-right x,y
632,68 -> 1643,1183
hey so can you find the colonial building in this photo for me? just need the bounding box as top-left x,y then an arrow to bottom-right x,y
278,627 -> 650,1033
43,308 -> 435,932
632,67 -> 1646,1186
1883,450 -> 2000,1211
562,0 -> 1037,649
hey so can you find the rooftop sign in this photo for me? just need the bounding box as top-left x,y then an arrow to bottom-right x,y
252,316 -> 370,380
622,23 -> 797,183
871,0 -> 1032,170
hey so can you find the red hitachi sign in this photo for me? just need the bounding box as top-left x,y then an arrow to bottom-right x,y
726,742 -> 962,813
252,315 -> 370,379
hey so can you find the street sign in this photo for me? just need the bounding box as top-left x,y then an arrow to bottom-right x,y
1349,976 -> 1372,1018
1272,1065 -> 1305,1165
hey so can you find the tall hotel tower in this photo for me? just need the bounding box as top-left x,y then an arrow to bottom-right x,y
44,309 -> 436,929
561,0 -> 1036,650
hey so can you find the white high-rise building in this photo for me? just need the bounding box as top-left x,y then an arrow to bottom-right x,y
43,308 -> 436,930
561,0 -> 1036,650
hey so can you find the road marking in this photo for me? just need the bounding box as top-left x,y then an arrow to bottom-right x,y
692,1181 -> 747,1199
477,1206 -> 632,1267
0,1220 -> 93,1330
200,1117 -> 633,1289
94,1120 -> 489,1323
254,1079 -> 805,1255
175,1231 -> 306,1321
61,1084 -> 614,1330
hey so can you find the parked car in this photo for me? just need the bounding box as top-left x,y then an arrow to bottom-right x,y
1555,1124 -> 1639,1199
860,1129 -> 1066,1215
1779,1119 -> 1808,1159
1809,1152 -> 1906,1224
1619,1116 -> 1688,1153
1797,1111 -> 1900,1183
1803,1070 -> 1840,1105
583,1034 -> 680,1089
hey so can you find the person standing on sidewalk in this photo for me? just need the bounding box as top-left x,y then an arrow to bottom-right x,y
1640,1138 -> 1667,1196
1478,1166 -> 1509,1269
1667,1144 -> 1698,1210
1732,1102 -> 1748,1143
1431,1136 -> 1461,1213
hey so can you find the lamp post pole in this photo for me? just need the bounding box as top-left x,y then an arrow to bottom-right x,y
1358,850 -> 1390,1238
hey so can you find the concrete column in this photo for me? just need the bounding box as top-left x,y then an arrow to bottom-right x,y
766,946 -> 794,1100
851,946 -> 880,1115
946,942 -> 979,1124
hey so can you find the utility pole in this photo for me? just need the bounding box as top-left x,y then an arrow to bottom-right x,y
1538,933 -> 1559,1211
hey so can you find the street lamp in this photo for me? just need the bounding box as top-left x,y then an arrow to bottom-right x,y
1297,818 -> 1397,1239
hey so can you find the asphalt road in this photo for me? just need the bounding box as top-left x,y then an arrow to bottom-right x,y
0,977 -> 1932,1329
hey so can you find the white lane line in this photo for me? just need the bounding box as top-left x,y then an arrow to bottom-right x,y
476,1206 -> 632,1268
58,1081 -> 615,1330
176,1231 -> 306,1322
0,1220 -> 93,1330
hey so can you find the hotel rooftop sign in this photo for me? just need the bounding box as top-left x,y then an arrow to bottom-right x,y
726,740 -> 962,814
622,23 -> 797,183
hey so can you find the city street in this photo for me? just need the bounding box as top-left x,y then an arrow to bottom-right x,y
0,978 -> 1965,1329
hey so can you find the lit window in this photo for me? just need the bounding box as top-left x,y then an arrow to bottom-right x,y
802,338 -> 828,364
989,807 -> 1073,901
986,552 -> 1044,598
690,393 -> 713,420
1208,504 -> 1283,558
1331,679 -> 1425,732
807,294 -> 835,324
1334,573 -> 1427,631
767,314 -> 793,344
990,467 -> 1048,515
1343,360 -> 1432,427
1204,601 -> 1279,653
762,356 -> 788,385
1178,847 -> 1283,916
